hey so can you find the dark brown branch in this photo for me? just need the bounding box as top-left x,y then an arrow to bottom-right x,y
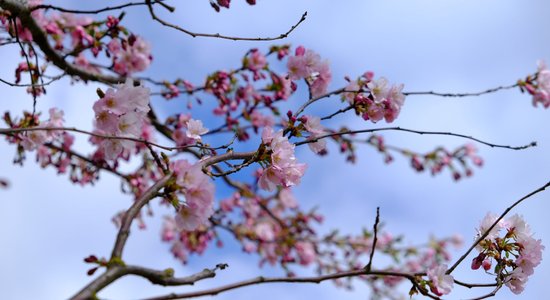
70,263 -> 223,300
403,83 -> 518,98
139,268 -> 432,300
124,264 -> 222,286
447,180 -> 550,274
111,172 -> 173,259
295,127 -> 536,151
145,0 -> 307,41
30,0 -> 173,14
364,207 -> 380,271
453,279 -> 497,289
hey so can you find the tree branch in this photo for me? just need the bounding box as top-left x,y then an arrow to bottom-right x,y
0,0 -> 123,84
30,0 -> 172,14
111,172 -> 173,260
403,83 -> 518,98
145,0 -> 307,41
364,207 -> 380,272
139,268 -> 433,300
295,127 -> 536,151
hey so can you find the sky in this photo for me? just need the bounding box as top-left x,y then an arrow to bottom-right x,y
0,1 -> 549,299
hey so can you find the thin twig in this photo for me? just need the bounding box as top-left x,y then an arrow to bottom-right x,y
295,127 -> 536,151
365,207 -> 380,271
145,0 -> 307,41
403,83 -> 518,98
31,0 -> 173,14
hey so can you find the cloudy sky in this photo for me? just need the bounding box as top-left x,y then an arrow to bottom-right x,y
0,1 -> 549,299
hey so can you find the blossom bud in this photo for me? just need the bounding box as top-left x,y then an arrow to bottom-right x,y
482,259 -> 491,271
471,254 -> 484,270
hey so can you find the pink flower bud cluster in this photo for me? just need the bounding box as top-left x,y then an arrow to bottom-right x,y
368,135 -> 483,180
287,46 -> 332,98
3,110 -> 101,185
108,35 -> 152,76
209,0 -> 256,12
17,108 -> 65,151
258,127 -> 307,191
2,4 -> 152,93
162,216 -> 216,264
523,60 -> 550,108
92,80 -> 150,160
170,159 -> 215,232
344,73 -> 405,123
472,213 -> 544,294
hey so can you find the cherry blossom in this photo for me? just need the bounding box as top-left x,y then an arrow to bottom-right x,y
427,264 -> 454,296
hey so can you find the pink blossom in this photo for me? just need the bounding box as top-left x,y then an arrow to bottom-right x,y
171,160 -> 215,231
255,222 -> 275,241
92,80 -> 150,160
161,217 -> 177,241
532,60 -> 550,108
309,61 -> 332,97
185,119 -> 209,140
427,264 -> 454,296
475,212 -> 503,250
295,241 -> 316,265
246,49 -> 267,71
175,201 -> 211,231
515,236 -> 544,276
21,129 -> 48,151
506,268 -> 528,294
111,36 -> 152,75
279,188 -> 298,209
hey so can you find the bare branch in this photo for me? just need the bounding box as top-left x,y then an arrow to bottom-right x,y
30,0 -> 172,14
124,263 -> 225,286
145,0 -> 307,41
404,83 -> 518,98
364,207 -> 380,271
139,268 -> 431,300
111,172 -> 173,260
295,127 -> 536,151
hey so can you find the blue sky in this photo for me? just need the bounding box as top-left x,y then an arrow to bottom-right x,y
0,1 -> 549,299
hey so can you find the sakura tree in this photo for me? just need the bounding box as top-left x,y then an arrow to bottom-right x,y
0,1 -> 548,300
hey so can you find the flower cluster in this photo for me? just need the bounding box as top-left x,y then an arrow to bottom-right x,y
171,159 -> 215,231
258,127 -> 307,191
343,72 -> 406,123
16,108 -> 65,151
368,135 -> 483,180
108,35 -> 152,76
1,1 -> 152,94
92,80 -> 150,160
472,213 -> 544,294
522,61 -> 550,108
287,46 -> 332,97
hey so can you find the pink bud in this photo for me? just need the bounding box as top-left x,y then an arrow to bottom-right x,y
295,46 -> 305,56
482,259 -> 491,271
